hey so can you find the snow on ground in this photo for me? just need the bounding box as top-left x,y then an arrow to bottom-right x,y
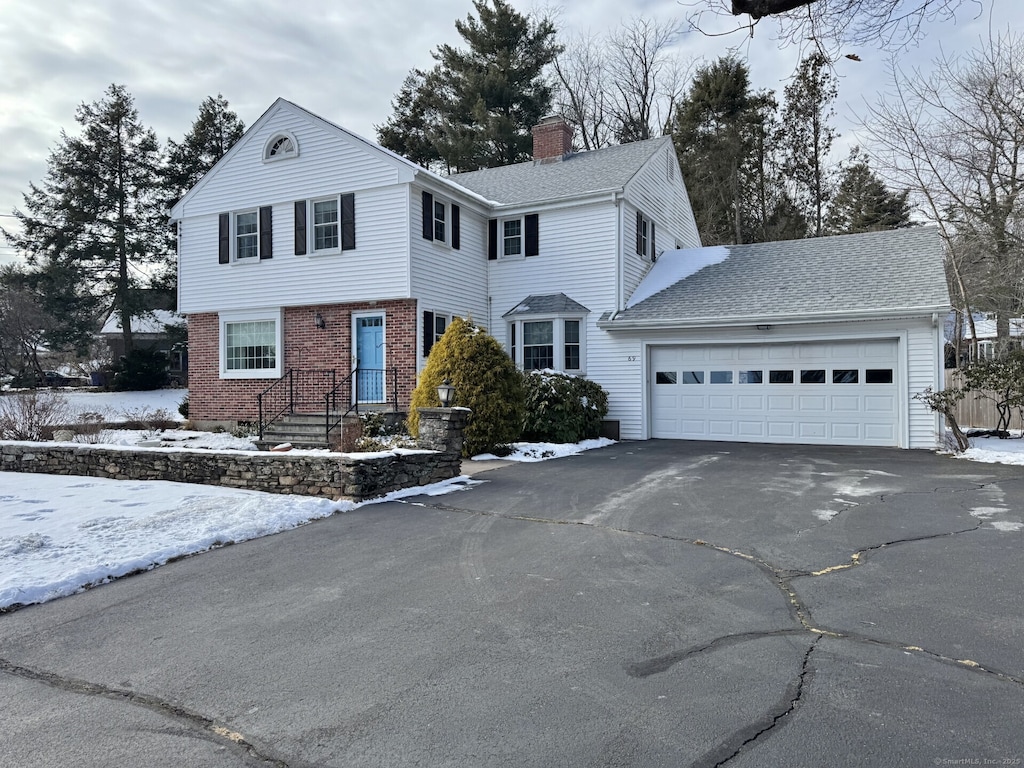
955,433 -> 1024,466
473,437 -> 616,462
0,473 -> 482,611
56,388 -> 188,422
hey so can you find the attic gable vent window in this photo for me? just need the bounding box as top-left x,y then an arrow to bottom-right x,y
263,132 -> 298,162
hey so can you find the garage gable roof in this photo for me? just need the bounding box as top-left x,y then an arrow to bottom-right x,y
613,227 -> 950,325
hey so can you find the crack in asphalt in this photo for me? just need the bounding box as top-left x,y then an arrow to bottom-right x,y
0,657 -> 290,767
690,637 -> 819,768
403,498 -> 1024,691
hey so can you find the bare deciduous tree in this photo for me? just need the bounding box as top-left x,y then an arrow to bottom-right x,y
687,0 -> 980,51
553,18 -> 689,148
861,31 -> 1024,355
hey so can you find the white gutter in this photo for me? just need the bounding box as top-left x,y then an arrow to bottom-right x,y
597,305 -> 953,331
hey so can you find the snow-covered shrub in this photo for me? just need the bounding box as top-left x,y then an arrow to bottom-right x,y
0,391 -> 74,441
521,370 -> 608,444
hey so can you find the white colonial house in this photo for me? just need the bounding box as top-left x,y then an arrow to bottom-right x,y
172,98 -> 950,449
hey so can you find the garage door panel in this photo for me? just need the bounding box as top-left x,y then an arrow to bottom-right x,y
650,340 -> 900,447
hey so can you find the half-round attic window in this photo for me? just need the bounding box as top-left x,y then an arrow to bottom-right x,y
263,132 -> 298,162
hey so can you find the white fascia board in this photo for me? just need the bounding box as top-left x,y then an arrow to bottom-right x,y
598,305 -> 952,331
489,190 -> 623,217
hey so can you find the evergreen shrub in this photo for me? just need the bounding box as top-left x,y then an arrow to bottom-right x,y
408,317 -> 524,457
111,348 -> 169,391
521,370 -> 609,443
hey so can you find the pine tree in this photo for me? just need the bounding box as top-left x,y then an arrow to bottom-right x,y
672,56 -> 777,245
378,0 -> 561,172
164,94 -> 245,203
825,148 -> 913,234
781,53 -> 839,238
1,84 -> 168,355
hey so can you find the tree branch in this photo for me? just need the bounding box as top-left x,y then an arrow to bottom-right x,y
731,0 -> 817,19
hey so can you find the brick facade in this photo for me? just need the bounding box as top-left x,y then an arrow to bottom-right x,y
188,299 -> 418,427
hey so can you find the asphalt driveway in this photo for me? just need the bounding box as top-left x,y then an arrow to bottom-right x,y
1,440 -> 1022,767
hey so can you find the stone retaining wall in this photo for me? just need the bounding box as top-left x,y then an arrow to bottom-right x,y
0,443 -> 460,501
0,408 -> 472,502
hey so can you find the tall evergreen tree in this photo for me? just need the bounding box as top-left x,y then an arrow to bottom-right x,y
825,148 -> 913,234
781,52 -> 838,237
1,84 -> 168,355
672,56 -> 779,245
377,0 -> 560,172
164,94 -> 245,203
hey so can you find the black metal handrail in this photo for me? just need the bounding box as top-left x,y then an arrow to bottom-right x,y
324,367 -> 399,444
257,368 -> 337,439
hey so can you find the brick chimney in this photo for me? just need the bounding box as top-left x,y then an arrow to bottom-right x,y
532,116 -> 573,164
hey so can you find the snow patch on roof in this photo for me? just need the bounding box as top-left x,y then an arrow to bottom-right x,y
626,247 -> 730,309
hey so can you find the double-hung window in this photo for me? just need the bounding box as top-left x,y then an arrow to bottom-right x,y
636,210 -> 656,260
503,219 -> 522,257
420,191 -> 461,249
219,207 -> 273,264
235,211 -> 259,259
313,198 -> 340,252
293,194 -> 355,255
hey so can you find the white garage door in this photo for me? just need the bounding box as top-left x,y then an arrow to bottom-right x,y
650,341 -> 900,446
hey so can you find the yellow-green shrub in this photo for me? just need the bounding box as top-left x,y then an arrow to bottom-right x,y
408,317 -> 524,457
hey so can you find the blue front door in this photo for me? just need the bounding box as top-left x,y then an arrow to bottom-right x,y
355,315 -> 384,402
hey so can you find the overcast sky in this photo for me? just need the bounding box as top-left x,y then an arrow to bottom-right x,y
0,0 -> 1017,266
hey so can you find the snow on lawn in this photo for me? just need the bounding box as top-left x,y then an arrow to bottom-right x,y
956,433 -> 1024,466
0,473 -> 481,611
58,388 -> 188,422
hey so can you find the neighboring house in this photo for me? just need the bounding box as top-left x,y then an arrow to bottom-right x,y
964,315 -> 1024,361
172,98 -> 950,449
100,309 -> 188,385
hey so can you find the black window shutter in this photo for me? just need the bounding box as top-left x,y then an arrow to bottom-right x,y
488,219 -> 498,260
423,310 -> 435,357
451,204 -> 461,250
636,211 -> 643,255
218,213 -> 230,263
421,191 -> 434,240
259,206 -> 273,259
341,193 -> 356,250
294,201 -> 307,255
525,213 -> 539,257
650,220 -> 656,261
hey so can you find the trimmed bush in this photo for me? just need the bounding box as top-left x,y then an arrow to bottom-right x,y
408,317 -> 525,457
521,370 -> 609,443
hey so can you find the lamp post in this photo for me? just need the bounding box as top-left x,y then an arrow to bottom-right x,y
437,379 -> 455,408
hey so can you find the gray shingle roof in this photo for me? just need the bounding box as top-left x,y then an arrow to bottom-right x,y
502,293 -> 591,318
449,137 -> 672,206
612,227 -> 950,324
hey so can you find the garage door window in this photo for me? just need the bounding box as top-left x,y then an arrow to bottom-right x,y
801,369 -> 826,384
866,369 -> 894,383
656,371 -> 677,384
710,371 -> 733,384
739,370 -> 763,384
682,371 -> 704,384
769,370 -> 794,384
833,369 -> 859,383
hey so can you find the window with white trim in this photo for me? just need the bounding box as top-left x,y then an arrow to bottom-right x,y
508,317 -> 585,373
313,198 -> 339,252
220,310 -> 283,379
503,218 -> 522,257
636,210 -> 656,260
433,200 -> 447,242
263,132 -> 298,162
235,211 -> 258,259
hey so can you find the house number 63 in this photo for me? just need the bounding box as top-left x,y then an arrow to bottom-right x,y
627,356 -> 638,362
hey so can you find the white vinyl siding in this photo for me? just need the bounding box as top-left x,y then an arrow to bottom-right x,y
178,107 -> 413,314
411,186 -> 488,365
488,202 -> 617,376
